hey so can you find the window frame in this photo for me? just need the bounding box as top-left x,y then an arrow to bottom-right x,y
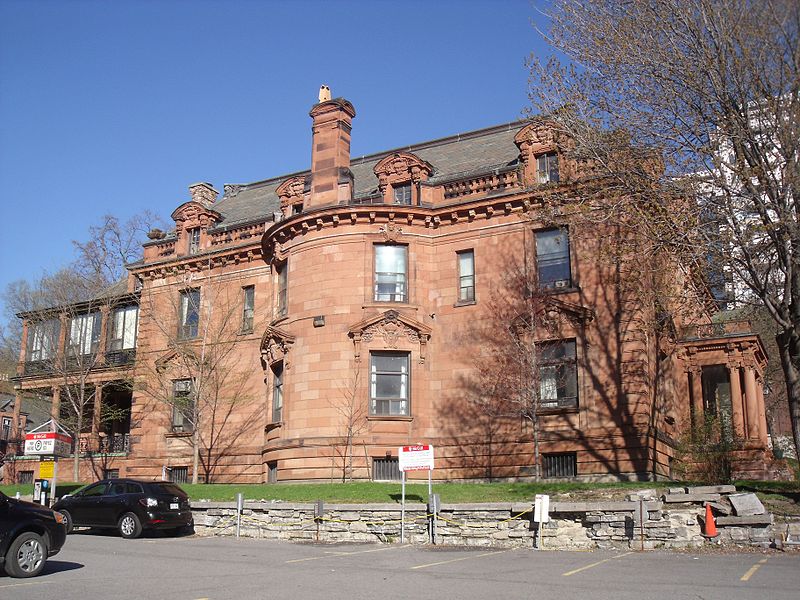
26,318 -> 60,362
392,183 -> 412,205
171,378 -> 195,433
275,262 -> 288,319
108,305 -> 139,352
534,228 -> 572,290
271,361 -> 284,423
457,249 -> 476,303
178,288 -> 201,340
536,339 -> 579,411
374,244 -> 408,303
188,227 -> 201,254
536,151 -> 559,184
369,351 -> 410,417
241,285 -> 255,333
67,311 -> 102,356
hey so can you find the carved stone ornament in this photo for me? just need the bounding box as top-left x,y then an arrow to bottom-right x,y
171,201 -> 222,231
276,176 -> 306,209
514,122 -> 557,156
373,152 -> 433,188
223,184 -> 242,198
378,222 -> 403,242
349,310 -> 432,364
260,326 -> 296,367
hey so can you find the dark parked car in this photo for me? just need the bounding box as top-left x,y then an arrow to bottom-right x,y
53,478 -> 193,539
0,491 -> 67,577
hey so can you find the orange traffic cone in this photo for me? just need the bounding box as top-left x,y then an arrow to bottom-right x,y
703,503 -> 718,538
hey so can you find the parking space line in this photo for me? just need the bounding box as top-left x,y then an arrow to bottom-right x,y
740,557 -> 768,581
562,551 -> 633,577
0,581 -> 47,589
411,549 -> 509,570
285,544 -> 410,563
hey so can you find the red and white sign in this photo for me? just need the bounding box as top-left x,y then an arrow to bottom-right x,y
398,444 -> 434,472
24,432 -> 73,457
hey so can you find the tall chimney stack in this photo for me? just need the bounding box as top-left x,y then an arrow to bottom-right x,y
308,86 -> 356,208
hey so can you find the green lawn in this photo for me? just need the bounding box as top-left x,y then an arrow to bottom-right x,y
4,478 -> 797,504
1,480 -> 660,503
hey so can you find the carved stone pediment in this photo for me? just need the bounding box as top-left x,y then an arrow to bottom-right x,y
511,297 -> 594,334
171,201 -> 222,232
514,122 -> 559,155
260,326 -> 296,367
276,176 -> 307,210
154,347 -> 200,374
348,310 -> 432,364
373,152 -> 433,189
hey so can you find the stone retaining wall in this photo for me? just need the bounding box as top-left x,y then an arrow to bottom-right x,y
190,497 -> 799,549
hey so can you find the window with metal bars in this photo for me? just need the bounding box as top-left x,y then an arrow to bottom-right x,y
169,466 -> 189,484
372,457 -> 401,481
267,461 -> 278,483
18,471 -> 34,484
542,452 -> 577,478
103,468 -> 120,479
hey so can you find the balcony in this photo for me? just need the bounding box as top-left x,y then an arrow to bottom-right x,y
73,433 -> 131,455
105,349 -> 136,366
679,320 -> 752,340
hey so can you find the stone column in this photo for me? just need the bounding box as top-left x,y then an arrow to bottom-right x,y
743,365 -> 760,441
51,386 -> 61,420
727,363 -> 746,439
690,368 -> 704,428
18,321 -> 29,375
12,391 -> 23,439
93,383 -> 103,436
756,376 -> 769,446
98,305 -> 111,365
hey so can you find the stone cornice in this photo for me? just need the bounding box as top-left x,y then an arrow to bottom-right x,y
131,241 -> 264,281
261,187 -> 547,264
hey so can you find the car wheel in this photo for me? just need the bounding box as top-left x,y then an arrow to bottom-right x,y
4,532 -> 47,578
59,510 -> 74,534
118,512 -> 142,539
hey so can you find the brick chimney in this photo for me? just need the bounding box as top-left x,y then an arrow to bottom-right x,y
308,90 -> 356,208
188,182 -> 218,207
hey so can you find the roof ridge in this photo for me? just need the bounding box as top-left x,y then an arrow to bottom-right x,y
220,119 -> 527,196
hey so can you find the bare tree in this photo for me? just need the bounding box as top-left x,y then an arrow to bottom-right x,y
138,265 -> 261,484
529,0 -> 800,455
465,249 -> 569,481
329,364 -> 368,482
72,212 -> 165,288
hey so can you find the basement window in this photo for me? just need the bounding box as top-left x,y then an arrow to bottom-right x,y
542,452 -> 577,478
372,457 -> 401,481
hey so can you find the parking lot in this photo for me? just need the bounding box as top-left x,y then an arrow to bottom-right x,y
2,531 -> 799,600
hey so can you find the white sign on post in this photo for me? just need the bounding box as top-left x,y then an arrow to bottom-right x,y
398,444 -> 434,472
24,432 -> 73,457
534,494 -> 550,523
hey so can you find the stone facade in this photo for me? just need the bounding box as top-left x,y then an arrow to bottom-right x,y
7,92 -> 773,484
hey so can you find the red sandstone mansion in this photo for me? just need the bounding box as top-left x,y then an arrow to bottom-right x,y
5,92 -> 773,484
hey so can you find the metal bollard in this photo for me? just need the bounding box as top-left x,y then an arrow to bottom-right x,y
236,492 -> 244,538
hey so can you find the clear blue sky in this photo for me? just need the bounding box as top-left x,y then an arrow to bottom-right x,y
0,0 -> 552,319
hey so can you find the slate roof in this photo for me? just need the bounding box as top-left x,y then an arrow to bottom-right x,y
208,120 -> 526,232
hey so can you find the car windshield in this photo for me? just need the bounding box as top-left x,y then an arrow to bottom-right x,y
148,483 -> 186,496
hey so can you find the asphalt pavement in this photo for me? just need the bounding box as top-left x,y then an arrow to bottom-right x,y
2,530 -> 798,600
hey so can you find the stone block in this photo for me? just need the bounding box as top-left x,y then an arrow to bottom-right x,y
716,514 -> 773,526
688,484 -> 737,494
728,493 -> 766,516
706,500 -> 732,516
668,487 -> 687,494
662,493 -> 721,503
625,489 -> 658,501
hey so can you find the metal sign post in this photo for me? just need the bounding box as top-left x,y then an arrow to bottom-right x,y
400,471 -> 406,543
398,445 -> 435,545
236,492 -> 244,538
533,494 -> 550,550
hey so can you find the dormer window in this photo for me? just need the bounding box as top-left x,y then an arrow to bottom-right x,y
393,184 -> 412,205
188,228 -> 201,254
537,152 -> 559,184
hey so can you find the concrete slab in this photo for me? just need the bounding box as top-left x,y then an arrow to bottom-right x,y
688,485 -> 737,494
662,493 -> 721,503
716,514 -> 772,526
728,493 -> 765,516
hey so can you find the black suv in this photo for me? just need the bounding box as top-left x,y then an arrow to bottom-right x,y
0,491 -> 67,577
53,478 -> 193,539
